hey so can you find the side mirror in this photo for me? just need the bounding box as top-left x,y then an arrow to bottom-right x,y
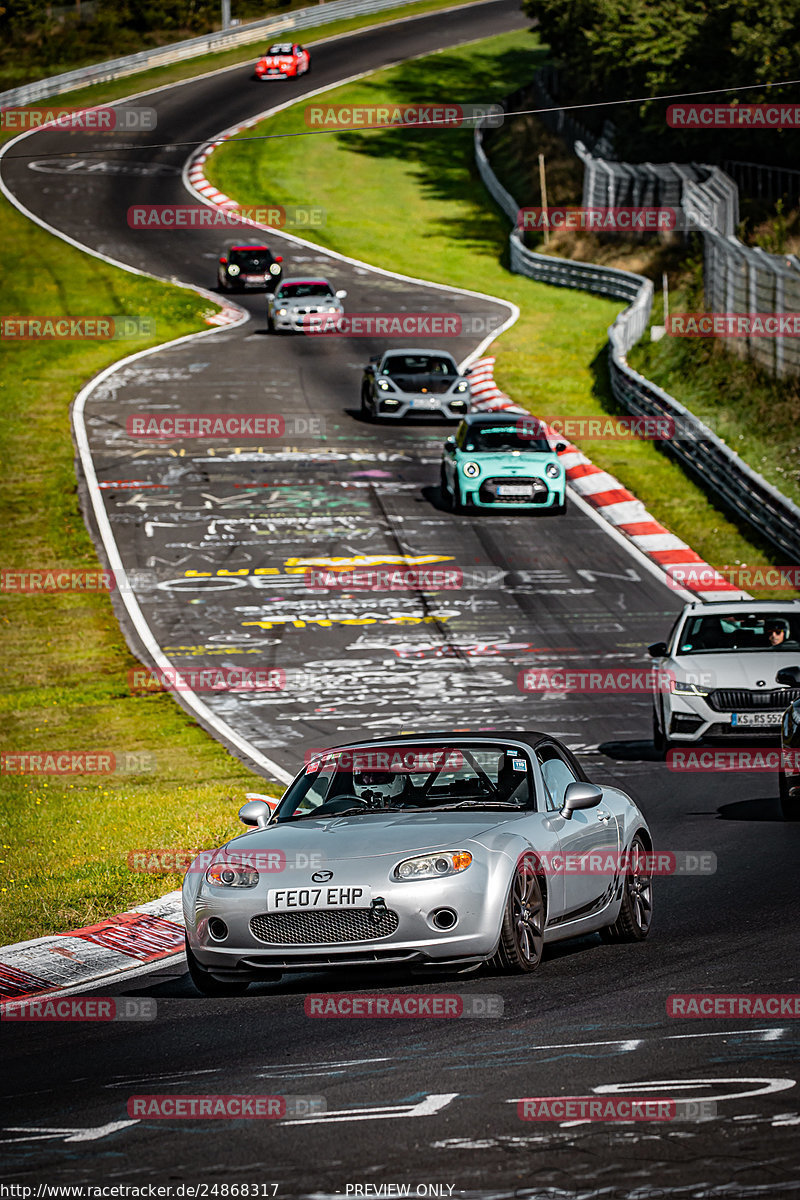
560,781 -> 603,820
555,442 -> 568,453
444,436 -> 456,453
275,255 -> 283,263
776,666 -> 800,687
239,796 -> 277,827
648,642 -> 668,658
219,256 -> 227,265
335,289 -> 347,299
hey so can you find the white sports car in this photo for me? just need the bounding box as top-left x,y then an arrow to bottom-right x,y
183,732 -> 653,995
649,599 -> 800,749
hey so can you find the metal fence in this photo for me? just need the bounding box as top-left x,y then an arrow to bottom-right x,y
722,159 -> 800,204
531,69 -> 800,381
0,0 -> 427,107
474,116 -> 800,561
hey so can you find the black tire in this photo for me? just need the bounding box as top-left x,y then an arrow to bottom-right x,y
266,310 -> 275,333
652,707 -> 669,753
440,465 -> 453,509
361,389 -> 375,421
551,499 -> 567,515
185,937 -> 251,996
600,836 -> 653,943
490,856 -> 545,974
779,769 -> 800,820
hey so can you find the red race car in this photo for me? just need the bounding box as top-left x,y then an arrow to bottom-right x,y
254,42 -> 311,80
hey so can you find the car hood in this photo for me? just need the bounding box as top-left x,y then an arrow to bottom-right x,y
672,650 -> 799,688
221,810 -> 518,861
458,452 -> 556,467
390,374 -> 459,394
281,297 -> 339,310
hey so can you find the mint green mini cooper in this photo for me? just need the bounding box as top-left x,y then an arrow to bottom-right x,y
440,414 -> 568,512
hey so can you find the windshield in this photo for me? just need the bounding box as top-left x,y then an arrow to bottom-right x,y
274,744 -> 533,821
465,427 -> 551,454
267,44 -> 294,54
676,612 -> 800,654
229,249 -> 273,271
382,355 -> 456,376
278,282 -> 334,299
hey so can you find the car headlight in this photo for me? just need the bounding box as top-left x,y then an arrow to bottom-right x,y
205,860 -> 259,888
269,263 -> 281,275
393,850 -> 472,881
671,681 -> 709,697
462,461 -> 480,478
377,378 -> 392,391
454,381 -> 469,393
327,306 -> 339,312
276,307 -> 287,316
545,463 -> 561,478
227,264 -> 240,276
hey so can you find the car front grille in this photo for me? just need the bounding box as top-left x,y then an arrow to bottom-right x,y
250,907 -> 399,945
478,477 -> 549,504
707,688 -> 800,711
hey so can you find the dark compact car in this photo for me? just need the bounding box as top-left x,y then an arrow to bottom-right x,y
777,664 -> 800,819
360,349 -> 472,421
218,245 -> 283,292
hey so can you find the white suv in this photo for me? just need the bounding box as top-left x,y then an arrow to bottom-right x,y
648,599 -> 800,749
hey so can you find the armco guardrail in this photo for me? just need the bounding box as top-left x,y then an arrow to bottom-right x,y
0,0 -> 430,108
474,116 -> 800,562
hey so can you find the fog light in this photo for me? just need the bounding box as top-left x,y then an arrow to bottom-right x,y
430,908 -> 458,930
208,918 -> 229,941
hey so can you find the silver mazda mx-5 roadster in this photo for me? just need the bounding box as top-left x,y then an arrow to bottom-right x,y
183,732 -> 653,994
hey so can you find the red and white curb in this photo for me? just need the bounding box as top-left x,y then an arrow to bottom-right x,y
466,358 -> 747,603
0,892 -> 184,1006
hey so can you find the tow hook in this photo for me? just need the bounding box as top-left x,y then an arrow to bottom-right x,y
370,896 -> 388,924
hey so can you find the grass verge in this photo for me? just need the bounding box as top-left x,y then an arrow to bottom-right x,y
205,29 -> 796,593
0,0 -> 477,947
0,176 -> 281,949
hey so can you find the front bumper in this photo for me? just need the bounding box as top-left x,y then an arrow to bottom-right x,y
661,693 -> 785,742
273,310 -> 342,331
461,475 -> 565,509
185,871 -> 500,973
374,393 -> 470,420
